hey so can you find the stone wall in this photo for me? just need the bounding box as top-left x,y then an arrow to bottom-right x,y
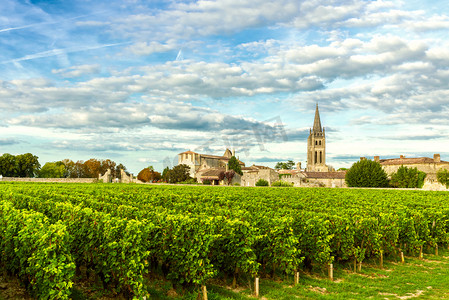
99,169 -> 112,183
241,169 -> 278,187
422,180 -> 449,191
277,174 -> 347,188
0,177 -> 97,183
382,162 -> 449,183
178,154 -> 199,178
120,169 -> 134,183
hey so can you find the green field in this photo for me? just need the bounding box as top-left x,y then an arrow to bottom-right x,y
1,183 -> 449,299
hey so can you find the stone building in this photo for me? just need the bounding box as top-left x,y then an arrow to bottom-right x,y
307,104 -> 330,172
178,149 -> 245,180
98,168 -> 134,183
270,104 -> 346,187
241,165 -> 279,187
374,154 -> 449,183
176,105 -> 346,188
196,168 -> 242,185
277,170 -> 347,188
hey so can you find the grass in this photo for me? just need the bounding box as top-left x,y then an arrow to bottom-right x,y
143,247 -> 449,299
2,248 -> 449,299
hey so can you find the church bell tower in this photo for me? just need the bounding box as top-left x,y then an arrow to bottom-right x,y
307,104 -> 327,172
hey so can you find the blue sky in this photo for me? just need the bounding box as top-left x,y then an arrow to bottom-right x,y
1,0 -> 449,174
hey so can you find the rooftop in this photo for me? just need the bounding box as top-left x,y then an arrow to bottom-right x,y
199,168 -> 226,178
380,156 -> 448,165
242,164 -> 273,171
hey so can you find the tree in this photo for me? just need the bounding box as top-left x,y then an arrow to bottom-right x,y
224,170 -> 235,185
345,159 -> 389,188
275,160 -> 295,170
390,166 -> 426,188
16,153 -> 40,177
115,163 -> 127,179
60,158 -> 127,178
162,167 -> 170,182
437,168 -> 449,189
76,160 -> 88,178
83,158 -> 102,178
163,164 -> 191,183
39,161 -> 67,178
0,153 -> 40,178
61,159 -> 76,178
255,178 -> 269,186
100,159 -> 117,178
228,156 -> 242,175
0,153 -> 17,177
218,171 -> 225,182
272,180 -> 293,187
137,167 -> 161,183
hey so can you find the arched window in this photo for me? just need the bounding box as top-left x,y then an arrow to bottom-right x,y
315,141 -> 318,145
314,151 -> 317,164
319,141 -> 322,145
320,151 -> 322,163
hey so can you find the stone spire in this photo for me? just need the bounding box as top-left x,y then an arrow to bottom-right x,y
307,103 -> 327,172
313,103 -> 322,133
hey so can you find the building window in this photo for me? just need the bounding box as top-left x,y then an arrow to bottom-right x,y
319,141 -> 322,145
315,151 -> 317,164
320,151 -> 322,163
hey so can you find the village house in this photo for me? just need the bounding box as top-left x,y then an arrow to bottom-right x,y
370,154 -> 449,190
178,148 -> 246,184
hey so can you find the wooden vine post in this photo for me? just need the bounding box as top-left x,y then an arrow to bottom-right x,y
419,246 -> 423,260
400,251 -> 405,264
380,250 -> 383,268
294,271 -> 300,285
328,263 -> 334,281
435,244 -> 439,256
357,262 -> 362,272
201,285 -> 208,300
254,277 -> 260,297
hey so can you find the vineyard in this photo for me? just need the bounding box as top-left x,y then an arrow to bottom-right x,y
1,182 -> 449,299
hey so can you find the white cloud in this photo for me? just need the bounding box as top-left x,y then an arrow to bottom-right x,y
52,64 -> 101,78
125,40 -> 179,56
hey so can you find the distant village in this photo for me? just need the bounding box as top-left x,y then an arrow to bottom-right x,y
177,104 -> 449,189
1,104 -> 448,190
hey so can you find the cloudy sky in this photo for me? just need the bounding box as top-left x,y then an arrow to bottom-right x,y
1,0 -> 449,174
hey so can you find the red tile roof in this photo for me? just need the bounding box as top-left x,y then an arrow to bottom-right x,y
200,154 -> 245,165
179,150 -> 198,155
277,169 -> 299,175
242,165 -> 272,171
200,168 -> 226,178
380,157 -> 447,165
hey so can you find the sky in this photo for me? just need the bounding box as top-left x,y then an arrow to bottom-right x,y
1,0 -> 449,174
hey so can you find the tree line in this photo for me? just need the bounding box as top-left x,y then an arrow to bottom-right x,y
0,153 -> 127,179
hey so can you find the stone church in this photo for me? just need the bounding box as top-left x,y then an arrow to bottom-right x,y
307,104 -> 330,172
176,104 -> 346,187
278,104 -> 347,188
